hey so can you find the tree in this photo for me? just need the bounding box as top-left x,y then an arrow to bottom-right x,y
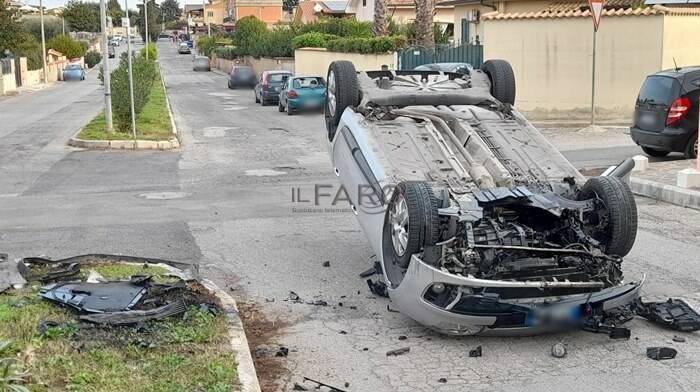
0,0 -> 25,55
47,34 -> 86,59
282,0 -> 299,12
136,0 -> 162,43
373,0 -> 388,36
107,0 -> 124,27
414,0 -> 435,48
161,0 -> 181,22
23,15 -> 64,41
64,0 -> 100,32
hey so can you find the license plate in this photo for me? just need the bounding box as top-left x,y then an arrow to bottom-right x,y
640,113 -> 657,126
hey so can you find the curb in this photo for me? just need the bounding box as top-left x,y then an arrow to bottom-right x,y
630,176 -> 700,210
201,279 -> 262,392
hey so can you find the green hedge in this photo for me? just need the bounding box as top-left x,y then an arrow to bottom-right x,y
291,32 -> 337,50
214,47 -> 241,60
47,34 -> 86,59
85,51 -> 102,68
140,43 -> 157,59
325,36 -> 407,54
110,56 -> 157,131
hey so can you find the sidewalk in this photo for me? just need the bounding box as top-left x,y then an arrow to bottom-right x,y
630,159 -> 700,210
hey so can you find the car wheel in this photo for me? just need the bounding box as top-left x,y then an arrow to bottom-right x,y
287,106 -> 294,115
325,60 -> 359,142
482,59 -> 516,105
278,101 -> 285,112
228,80 -> 232,89
382,182 -> 440,288
684,133 -> 698,159
255,93 -> 260,103
578,176 -> 637,257
641,146 -> 670,157
261,98 -> 268,106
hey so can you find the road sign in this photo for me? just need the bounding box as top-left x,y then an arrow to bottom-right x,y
588,0 -> 605,31
122,17 -> 130,27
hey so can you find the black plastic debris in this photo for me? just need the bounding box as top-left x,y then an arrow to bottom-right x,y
339,330 -> 347,335
367,279 -> 388,298
636,298 -> 700,332
646,346 -> 677,360
469,345 -> 482,357
39,281 -> 147,313
302,377 -> 347,392
386,305 -> 399,313
19,260 -> 80,283
292,383 -> 308,391
322,261 -> 331,267
307,300 -> 328,306
288,291 -> 301,302
37,320 -> 61,337
198,303 -> 219,315
438,378 -> 447,383
79,300 -> 187,325
551,343 -> 567,358
359,261 -> 382,278
673,335 -> 686,343
398,335 -> 407,341
386,347 -> 410,356
276,346 -> 289,357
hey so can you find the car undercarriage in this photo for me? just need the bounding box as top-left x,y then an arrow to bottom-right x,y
323,60 -> 698,335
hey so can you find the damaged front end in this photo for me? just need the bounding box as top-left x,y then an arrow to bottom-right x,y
383,185 -> 643,336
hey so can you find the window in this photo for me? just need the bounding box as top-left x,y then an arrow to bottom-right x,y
207,11 -> 213,17
638,76 -> 680,105
363,0 -> 366,6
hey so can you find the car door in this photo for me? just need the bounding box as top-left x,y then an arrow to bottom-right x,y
331,116 -> 387,255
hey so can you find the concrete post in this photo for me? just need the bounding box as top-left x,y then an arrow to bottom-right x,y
100,0 -> 113,131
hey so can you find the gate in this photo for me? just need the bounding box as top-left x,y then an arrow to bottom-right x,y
0,58 -> 11,75
13,56 -> 22,87
398,43 -> 483,70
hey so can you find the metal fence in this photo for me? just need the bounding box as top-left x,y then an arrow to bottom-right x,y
0,58 -> 11,75
398,43 -> 484,70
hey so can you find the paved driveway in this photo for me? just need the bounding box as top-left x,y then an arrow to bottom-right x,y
0,40 -> 699,392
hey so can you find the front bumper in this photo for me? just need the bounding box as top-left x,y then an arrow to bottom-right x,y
630,126 -> 693,152
387,255 -> 643,336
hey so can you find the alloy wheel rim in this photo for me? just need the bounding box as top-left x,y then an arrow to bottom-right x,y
327,70 -> 336,115
390,195 -> 409,256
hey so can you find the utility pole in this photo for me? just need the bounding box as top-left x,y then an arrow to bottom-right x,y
144,0 -> 149,60
591,26 -> 597,126
125,0 -> 137,140
39,0 -> 47,84
99,0 -> 113,131
203,0 -> 210,37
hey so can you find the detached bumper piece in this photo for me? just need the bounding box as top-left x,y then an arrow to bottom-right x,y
39,278 -> 148,313
636,298 -> 700,332
79,300 -> 187,325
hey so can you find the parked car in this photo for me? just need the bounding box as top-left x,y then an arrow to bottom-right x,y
414,62 -> 474,75
228,66 -> 256,89
254,70 -> 292,106
108,45 -> 115,58
178,42 -> 191,54
193,56 -> 210,72
62,63 -> 85,81
630,66 -> 699,158
278,76 -> 326,115
324,60 -> 642,335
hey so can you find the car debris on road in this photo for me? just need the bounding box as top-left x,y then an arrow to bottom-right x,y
386,346 -> 410,356
646,346 -> 677,360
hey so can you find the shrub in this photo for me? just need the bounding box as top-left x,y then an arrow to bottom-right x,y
291,32 -> 337,50
260,26 -> 295,57
84,50 -> 102,68
110,56 -> 157,131
47,34 -> 86,59
214,47 -> 241,60
325,35 -> 407,54
140,43 -> 157,59
165,19 -> 187,30
297,18 -> 372,38
233,16 -> 268,56
197,34 -> 231,57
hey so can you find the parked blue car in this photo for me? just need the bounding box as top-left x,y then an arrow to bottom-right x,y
62,63 -> 85,81
278,76 -> 326,115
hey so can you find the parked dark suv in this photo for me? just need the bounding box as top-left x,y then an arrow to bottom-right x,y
631,66 -> 700,158
254,70 -> 292,106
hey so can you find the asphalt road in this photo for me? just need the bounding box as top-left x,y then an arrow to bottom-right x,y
1,40 -> 699,392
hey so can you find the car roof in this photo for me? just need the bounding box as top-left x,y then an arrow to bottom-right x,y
652,66 -> 700,79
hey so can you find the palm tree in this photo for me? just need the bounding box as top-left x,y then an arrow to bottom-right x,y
373,0 -> 388,36
415,0 -> 435,48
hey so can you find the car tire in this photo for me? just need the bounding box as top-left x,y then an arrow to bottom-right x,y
382,182 -> 440,287
482,59 -> 516,105
228,80 -> 233,89
325,60 -> 359,141
578,176 -> 637,257
641,146 -> 670,157
278,101 -> 285,112
261,98 -> 268,106
287,106 -> 294,115
684,133 -> 698,159
255,93 -> 260,103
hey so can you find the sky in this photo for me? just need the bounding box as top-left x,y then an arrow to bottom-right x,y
24,0 -> 202,12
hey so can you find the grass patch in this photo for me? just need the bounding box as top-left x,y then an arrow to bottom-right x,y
78,67 -> 173,141
0,264 -> 238,392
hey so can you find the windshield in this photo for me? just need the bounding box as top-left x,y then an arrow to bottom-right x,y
234,68 -> 252,76
638,76 -> 681,105
66,64 -> 81,70
268,73 -> 290,83
292,77 -> 325,89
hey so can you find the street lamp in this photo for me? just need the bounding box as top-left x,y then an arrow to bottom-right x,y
39,0 -> 47,84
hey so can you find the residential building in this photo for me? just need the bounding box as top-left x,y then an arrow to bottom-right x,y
296,0 -> 357,23
386,0 -> 455,24
235,0 -> 285,25
184,0 -> 230,28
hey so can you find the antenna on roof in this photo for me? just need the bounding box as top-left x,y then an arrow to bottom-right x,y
673,57 -> 680,71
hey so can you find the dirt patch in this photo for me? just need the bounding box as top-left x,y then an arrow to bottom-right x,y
237,300 -> 291,392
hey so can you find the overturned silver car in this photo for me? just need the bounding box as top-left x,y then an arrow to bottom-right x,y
324,60 -> 642,335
